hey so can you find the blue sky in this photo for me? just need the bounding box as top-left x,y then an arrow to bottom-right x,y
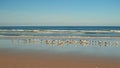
0,0 -> 120,26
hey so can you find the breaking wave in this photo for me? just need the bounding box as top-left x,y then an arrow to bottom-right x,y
0,29 -> 120,37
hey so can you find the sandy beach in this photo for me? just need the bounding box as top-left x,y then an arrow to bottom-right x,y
0,0 -> 120,67
0,48 -> 120,68
0,35 -> 120,68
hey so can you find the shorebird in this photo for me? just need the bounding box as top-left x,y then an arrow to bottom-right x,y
79,40 -> 89,46
57,40 -> 64,46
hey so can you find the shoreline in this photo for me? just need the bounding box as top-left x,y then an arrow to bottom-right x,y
0,35 -> 120,68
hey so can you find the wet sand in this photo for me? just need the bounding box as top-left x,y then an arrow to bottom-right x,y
0,48 -> 120,68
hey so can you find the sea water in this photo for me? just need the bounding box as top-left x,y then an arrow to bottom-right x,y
0,26 -> 120,36
0,26 -> 120,59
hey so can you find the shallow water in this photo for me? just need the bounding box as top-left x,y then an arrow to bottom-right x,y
0,37 -> 120,59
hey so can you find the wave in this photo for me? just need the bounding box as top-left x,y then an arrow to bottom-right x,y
0,29 -> 120,36
0,29 -> 120,33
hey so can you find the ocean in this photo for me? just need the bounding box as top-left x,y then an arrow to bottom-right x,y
0,26 -> 120,59
0,26 -> 120,37
0,26 -> 120,30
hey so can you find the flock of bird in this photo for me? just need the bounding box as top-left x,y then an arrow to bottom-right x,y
12,38 -> 119,47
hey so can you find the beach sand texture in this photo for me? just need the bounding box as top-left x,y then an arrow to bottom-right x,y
0,49 -> 120,68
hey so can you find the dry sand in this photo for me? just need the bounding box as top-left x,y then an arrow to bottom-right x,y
0,48 -> 120,68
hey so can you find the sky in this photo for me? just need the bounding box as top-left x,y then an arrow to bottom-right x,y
0,0 -> 120,26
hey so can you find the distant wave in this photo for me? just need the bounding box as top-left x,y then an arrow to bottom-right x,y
0,29 -> 120,32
